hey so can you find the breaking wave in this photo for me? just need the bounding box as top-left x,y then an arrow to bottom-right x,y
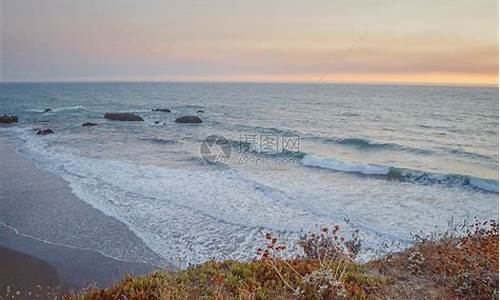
26,106 -> 89,113
301,154 -> 498,193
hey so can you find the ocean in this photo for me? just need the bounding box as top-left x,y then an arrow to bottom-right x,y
0,82 -> 498,268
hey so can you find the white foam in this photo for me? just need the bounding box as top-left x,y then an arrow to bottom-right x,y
53,105 -> 89,112
13,129 -> 340,266
301,154 -> 390,175
25,106 -> 88,113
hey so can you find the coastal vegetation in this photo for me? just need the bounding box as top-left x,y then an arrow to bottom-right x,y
65,220 -> 498,300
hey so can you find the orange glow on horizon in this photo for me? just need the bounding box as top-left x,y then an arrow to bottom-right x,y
77,72 -> 497,87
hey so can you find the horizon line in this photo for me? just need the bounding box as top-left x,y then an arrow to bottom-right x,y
0,79 -> 498,88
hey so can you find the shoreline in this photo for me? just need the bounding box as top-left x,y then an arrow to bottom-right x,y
0,222 -> 157,291
0,133 -> 165,289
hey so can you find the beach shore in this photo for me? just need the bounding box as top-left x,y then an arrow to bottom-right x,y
0,133 -> 164,291
0,222 -> 158,291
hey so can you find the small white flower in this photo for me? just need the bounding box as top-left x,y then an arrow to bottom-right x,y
293,287 -> 303,296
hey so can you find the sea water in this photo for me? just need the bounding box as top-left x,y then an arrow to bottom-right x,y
0,82 -> 498,267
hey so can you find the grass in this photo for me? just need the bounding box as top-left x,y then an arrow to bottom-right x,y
67,260 -> 385,300
368,219 -> 499,299
64,220 -> 498,300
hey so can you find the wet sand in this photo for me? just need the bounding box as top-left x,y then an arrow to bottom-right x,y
0,223 -> 156,293
0,133 -> 167,290
0,244 -> 71,299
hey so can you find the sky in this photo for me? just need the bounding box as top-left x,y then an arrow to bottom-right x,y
1,0 -> 498,86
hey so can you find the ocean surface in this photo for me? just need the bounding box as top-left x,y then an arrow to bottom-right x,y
0,82 -> 498,267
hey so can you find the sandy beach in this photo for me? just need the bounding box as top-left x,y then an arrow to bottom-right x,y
0,244 -> 70,299
0,223 -> 157,295
0,133 -> 163,292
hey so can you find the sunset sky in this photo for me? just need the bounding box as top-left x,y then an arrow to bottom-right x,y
1,0 -> 498,85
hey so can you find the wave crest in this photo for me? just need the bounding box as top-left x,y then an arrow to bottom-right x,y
26,106 -> 89,113
301,154 -> 498,193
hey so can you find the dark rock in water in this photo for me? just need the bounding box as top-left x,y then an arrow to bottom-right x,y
43,108 -> 53,113
36,128 -> 54,136
197,110 -> 204,113
154,121 -> 160,125
104,113 -> 144,121
175,116 -> 203,124
152,108 -> 171,113
82,122 -> 98,127
0,115 -> 18,124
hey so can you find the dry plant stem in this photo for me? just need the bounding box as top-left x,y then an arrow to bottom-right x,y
257,226 -> 361,297
216,283 -> 223,298
282,259 -> 304,280
338,261 -> 348,281
271,247 -> 304,280
265,259 -> 296,292
259,230 -> 304,281
334,261 -> 341,279
316,246 -> 324,266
